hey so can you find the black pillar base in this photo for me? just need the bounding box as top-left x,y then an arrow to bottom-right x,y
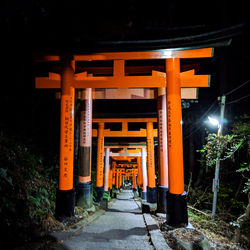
138,188 -> 142,197
157,186 -> 168,213
76,181 -> 93,209
133,188 -> 139,197
141,191 -> 147,200
166,191 -> 188,226
113,188 -> 118,198
95,186 -> 104,202
147,187 -> 157,203
55,189 -> 75,221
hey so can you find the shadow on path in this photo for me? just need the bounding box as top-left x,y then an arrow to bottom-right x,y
107,208 -> 141,214
73,227 -> 147,242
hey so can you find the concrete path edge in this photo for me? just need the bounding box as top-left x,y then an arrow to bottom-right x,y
50,209 -> 106,242
143,213 -> 172,250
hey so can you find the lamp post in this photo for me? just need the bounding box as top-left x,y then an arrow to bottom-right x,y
208,95 -> 226,221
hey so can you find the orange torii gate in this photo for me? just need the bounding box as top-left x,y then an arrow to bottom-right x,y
34,48 -> 213,225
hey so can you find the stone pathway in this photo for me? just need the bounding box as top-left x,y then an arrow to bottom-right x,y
61,190 -> 154,250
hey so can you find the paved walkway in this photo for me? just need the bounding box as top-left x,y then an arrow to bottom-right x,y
62,190 -> 153,250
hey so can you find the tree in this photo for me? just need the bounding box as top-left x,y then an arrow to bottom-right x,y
199,115 -> 250,241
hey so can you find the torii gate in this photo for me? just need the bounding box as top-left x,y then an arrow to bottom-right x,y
34,47 -> 213,225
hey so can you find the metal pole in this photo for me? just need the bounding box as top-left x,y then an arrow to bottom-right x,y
212,95 -> 226,221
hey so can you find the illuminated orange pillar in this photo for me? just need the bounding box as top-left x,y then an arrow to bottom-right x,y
56,58 -> 75,219
137,157 -> 143,194
146,122 -> 157,203
166,58 -> 188,225
119,169 -> 122,188
141,147 -> 148,200
132,169 -> 137,190
157,87 -> 169,213
112,162 -> 116,186
76,88 -> 93,209
109,167 -> 113,191
96,122 -> 104,202
115,168 -> 119,189
104,148 -> 110,192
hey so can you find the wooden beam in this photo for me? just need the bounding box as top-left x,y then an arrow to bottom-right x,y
92,118 -> 158,137
74,48 -> 213,61
107,153 -> 141,157
92,128 -> 158,137
104,145 -> 146,149
36,69 -> 209,89
72,63 -> 200,76
93,118 -> 157,123
33,48 -> 213,62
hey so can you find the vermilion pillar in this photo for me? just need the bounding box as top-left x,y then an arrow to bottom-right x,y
146,122 -> 157,203
137,156 -> 143,197
109,164 -> 113,195
157,87 -> 169,213
112,162 -> 116,186
76,88 -> 93,209
132,169 -> 137,190
104,148 -> 110,193
166,58 -> 188,226
119,169 -> 122,189
115,167 -> 119,189
96,122 -> 104,202
56,58 -> 75,219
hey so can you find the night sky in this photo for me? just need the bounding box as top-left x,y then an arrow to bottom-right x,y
1,1 -> 250,163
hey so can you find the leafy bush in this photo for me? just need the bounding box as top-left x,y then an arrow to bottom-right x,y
0,130 -> 58,247
103,192 -> 111,202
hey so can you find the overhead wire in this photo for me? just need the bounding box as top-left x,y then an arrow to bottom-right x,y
223,79 -> 250,96
226,94 -> 250,104
184,107 -> 219,139
185,79 -> 250,139
184,99 -> 218,139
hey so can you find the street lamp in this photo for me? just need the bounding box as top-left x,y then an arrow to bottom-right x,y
208,95 -> 226,221
207,116 -> 221,221
208,116 -> 219,127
